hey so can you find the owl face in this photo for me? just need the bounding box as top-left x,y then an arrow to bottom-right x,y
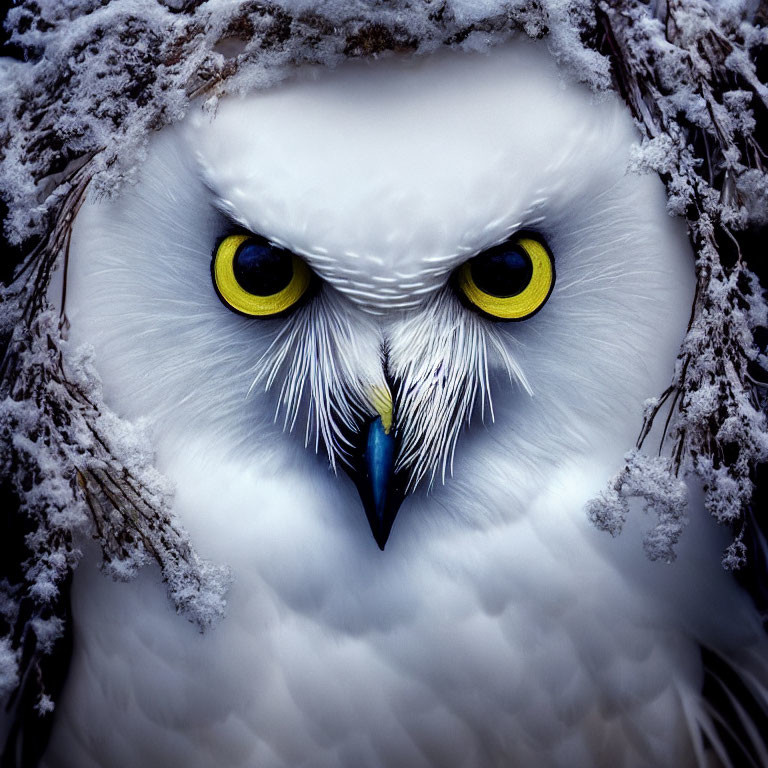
66,41 -> 692,549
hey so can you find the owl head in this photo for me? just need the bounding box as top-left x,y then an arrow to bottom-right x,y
65,41 -> 692,550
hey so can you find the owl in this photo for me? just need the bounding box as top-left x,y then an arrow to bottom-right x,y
34,40 -> 768,768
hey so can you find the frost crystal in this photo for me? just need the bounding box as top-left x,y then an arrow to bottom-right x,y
587,451 -> 688,563
34,694 -> 55,716
0,637 -> 19,700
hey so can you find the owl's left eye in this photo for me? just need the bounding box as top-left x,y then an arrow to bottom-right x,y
454,233 -> 555,321
212,234 -> 313,317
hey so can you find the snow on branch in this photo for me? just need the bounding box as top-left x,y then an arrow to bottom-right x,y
588,0 -> 768,568
586,449 -> 688,562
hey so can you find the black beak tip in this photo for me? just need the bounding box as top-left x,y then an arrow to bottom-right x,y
369,514 -> 396,551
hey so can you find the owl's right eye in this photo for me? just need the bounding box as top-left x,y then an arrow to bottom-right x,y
212,234 -> 313,317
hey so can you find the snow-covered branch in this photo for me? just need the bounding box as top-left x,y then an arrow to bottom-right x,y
590,0 -> 768,568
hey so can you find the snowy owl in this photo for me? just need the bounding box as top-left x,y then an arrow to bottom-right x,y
34,40 -> 768,768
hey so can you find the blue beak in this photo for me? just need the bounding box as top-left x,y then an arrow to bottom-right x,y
345,416 -> 406,550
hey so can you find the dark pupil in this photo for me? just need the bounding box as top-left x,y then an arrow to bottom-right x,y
470,245 -> 533,298
233,240 -> 293,296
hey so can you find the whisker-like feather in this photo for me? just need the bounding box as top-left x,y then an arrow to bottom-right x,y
389,290 -> 528,490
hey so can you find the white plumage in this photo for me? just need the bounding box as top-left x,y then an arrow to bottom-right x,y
43,41 -> 767,767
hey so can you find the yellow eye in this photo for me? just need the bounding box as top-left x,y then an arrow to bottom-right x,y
455,234 -> 554,320
212,234 -> 312,317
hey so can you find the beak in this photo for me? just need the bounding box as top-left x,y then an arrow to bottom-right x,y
341,385 -> 407,550
344,416 -> 407,549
